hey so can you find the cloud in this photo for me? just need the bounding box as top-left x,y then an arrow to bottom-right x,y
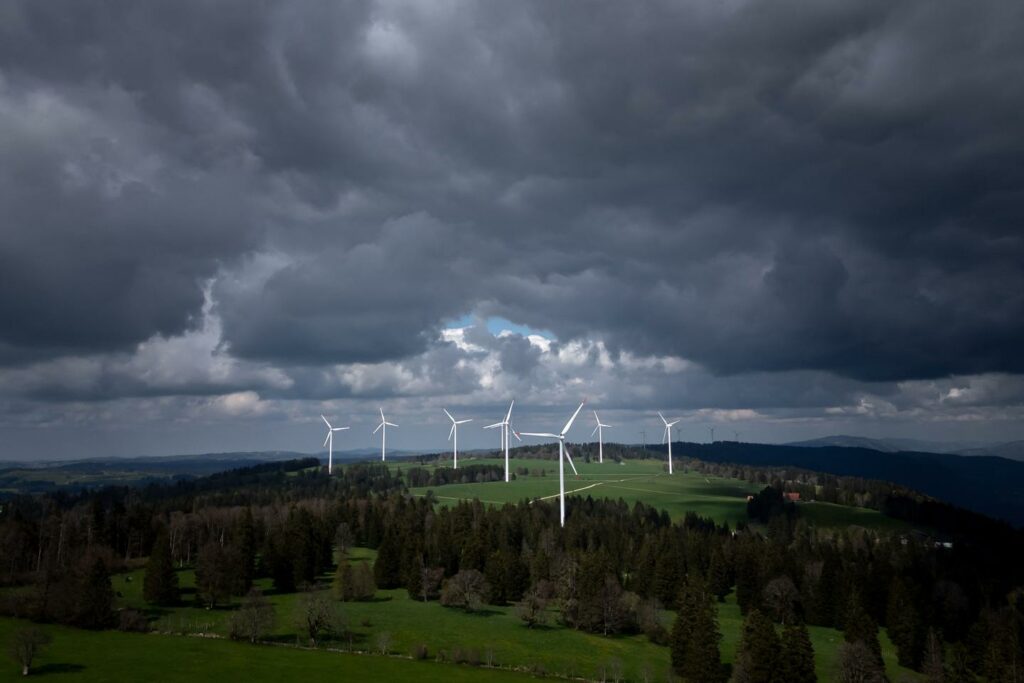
1,0 -> 1023,456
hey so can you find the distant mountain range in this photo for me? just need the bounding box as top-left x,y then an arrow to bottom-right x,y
787,435 -> 1024,461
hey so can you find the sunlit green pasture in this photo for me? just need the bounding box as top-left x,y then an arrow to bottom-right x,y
405,457 -> 910,532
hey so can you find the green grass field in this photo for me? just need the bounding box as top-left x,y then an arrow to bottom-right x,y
57,544 -> 917,683
0,616 -> 537,682
406,457 -> 910,532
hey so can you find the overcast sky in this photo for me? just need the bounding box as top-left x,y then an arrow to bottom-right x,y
2,0 -> 1024,460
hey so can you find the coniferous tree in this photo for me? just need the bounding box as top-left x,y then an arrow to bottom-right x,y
671,574 -> 725,682
234,508 -> 256,593
75,556 -> 114,629
844,591 -> 885,675
887,577 -> 924,669
655,536 -> 683,606
809,552 -> 840,627
265,534 -> 296,593
735,545 -> 762,615
374,528 -> 403,589
778,620 -> 817,683
143,531 -> 179,605
708,545 -> 732,602
733,609 -> 781,683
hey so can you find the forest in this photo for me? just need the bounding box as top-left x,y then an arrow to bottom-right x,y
1,454 -> 1023,681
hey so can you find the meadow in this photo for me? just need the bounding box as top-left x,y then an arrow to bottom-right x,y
24,544 -> 911,683
0,547 -> 919,682
406,456 -> 911,532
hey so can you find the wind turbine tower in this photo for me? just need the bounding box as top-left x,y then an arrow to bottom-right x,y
659,412 -> 680,475
521,401 -> 585,527
591,411 -> 612,464
444,409 -> 472,469
374,408 -> 398,461
484,400 -> 516,482
320,415 -> 349,474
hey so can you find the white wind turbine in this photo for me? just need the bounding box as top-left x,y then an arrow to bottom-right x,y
659,412 -> 680,474
483,400 -> 516,482
521,401 -> 585,527
590,410 -> 612,464
320,415 -> 350,475
444,409 -> 472,469
374,408 -> 398,462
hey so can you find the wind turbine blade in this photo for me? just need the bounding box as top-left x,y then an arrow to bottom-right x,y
323,433 -> 331,448
483,422 -> 503,429
658,411 -> 668,426
520,432 -> 559,439
443,408 -> 455,423
321,415 -> 332,428
456,419 -> 472,424
564,444 -> 579,476
561,401 -> 586,436
373,422 -> 383,434
333,426 -> 349,431
386,422 -> 398,427
668,420 -> 680,427
380,407 -> 385,421
505,400 -> 515,422
513,430 -> 522,442
448,424 -> 456,441
591,425 -> 599,437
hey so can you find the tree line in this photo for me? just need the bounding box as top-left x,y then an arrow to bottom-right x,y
1,457 -> 1023,681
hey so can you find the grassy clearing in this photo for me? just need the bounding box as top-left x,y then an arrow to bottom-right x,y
406,457 -> 909,532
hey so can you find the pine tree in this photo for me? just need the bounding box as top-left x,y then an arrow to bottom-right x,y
809,552 -> 840,627
733,609 -> 780,683
75,556 -> 114,629
671,574 -> 725,682
778,620 -> 817,683
735,545 -> 762,615
655,536 -> 683,606
234,508 -> 256,594
143,531 -> 179,605
708,545 -> 732,603
843,591 -> 885,673
886,577 -> 924,669
374,527 -> 403,589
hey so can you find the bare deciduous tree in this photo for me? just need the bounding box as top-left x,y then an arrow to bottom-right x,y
8,627 -> 51,677
294,589 -> 343,647
229,588 -> 276,644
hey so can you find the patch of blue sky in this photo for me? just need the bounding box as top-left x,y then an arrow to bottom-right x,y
443,314 -> 555,340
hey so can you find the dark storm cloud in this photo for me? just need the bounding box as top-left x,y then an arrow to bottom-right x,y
1,0 -> 1023,390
